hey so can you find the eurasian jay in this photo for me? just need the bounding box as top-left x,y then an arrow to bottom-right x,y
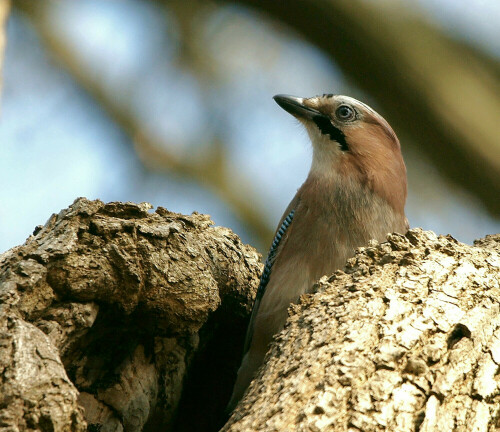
228,94 -> 408,409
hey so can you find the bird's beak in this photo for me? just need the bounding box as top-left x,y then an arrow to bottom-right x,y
273,94 -> 321,120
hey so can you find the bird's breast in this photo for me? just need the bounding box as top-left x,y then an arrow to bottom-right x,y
262,175 -> 406,310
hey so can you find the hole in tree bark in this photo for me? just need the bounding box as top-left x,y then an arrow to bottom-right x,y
414,410 -> 425,432
447,323 -> 471,349
170,305 -> 249,432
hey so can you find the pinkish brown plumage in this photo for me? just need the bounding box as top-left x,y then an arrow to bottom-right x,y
228,94 -> 408,410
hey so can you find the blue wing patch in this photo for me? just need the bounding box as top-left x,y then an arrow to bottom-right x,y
255,209 -> 295,304
243,209 -> 295,354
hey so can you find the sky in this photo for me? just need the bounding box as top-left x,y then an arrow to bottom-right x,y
0,0 -> 499,253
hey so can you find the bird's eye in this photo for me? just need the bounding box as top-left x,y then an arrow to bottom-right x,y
336,105 -> 355,121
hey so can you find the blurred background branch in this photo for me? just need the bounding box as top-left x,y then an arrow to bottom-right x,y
1,0 -> 499,254
0,0 -> 10,98
15,0 -> 275,250
227,0 -> 500,216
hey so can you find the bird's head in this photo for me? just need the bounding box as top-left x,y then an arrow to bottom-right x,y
273,94 -> 407,215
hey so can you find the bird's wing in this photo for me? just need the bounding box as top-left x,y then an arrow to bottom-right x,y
242,199 -> 298,354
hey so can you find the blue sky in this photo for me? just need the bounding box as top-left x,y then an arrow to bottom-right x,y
1,1 -> 499,253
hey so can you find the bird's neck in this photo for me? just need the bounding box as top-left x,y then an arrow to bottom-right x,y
309,137 -> 407,217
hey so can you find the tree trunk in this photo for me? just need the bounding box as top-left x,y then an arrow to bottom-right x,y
223,230 -> 500,432
1,199 -> 499,432
0,198 -> 261,432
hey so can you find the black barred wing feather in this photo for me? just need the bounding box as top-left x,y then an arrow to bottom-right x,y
243,209 -> 295,353
255,209 -> 295,304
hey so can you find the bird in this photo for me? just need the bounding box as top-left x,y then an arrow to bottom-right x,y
227,93 -> 408,410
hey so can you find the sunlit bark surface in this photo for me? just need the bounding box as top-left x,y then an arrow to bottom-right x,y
224,229 -> 500,432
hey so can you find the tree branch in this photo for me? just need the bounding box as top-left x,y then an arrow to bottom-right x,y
227,0 -> 500,217
0,0 -> 10,103
15,1 -> 275,250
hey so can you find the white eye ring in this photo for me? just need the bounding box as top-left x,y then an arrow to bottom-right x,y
336,105 -> 356,121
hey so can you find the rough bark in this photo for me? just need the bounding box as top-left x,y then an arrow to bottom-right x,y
223,230 -> 500,432
0,198 -> 261,432
2,199 -> 499,432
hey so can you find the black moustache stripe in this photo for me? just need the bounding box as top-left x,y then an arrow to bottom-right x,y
312,116 -> 349,151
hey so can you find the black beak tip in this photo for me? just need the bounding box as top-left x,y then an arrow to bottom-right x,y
273,94 -> 285,109
273,94 -> 293,104
273,94 -> 300,112
273,94 -> 321,120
